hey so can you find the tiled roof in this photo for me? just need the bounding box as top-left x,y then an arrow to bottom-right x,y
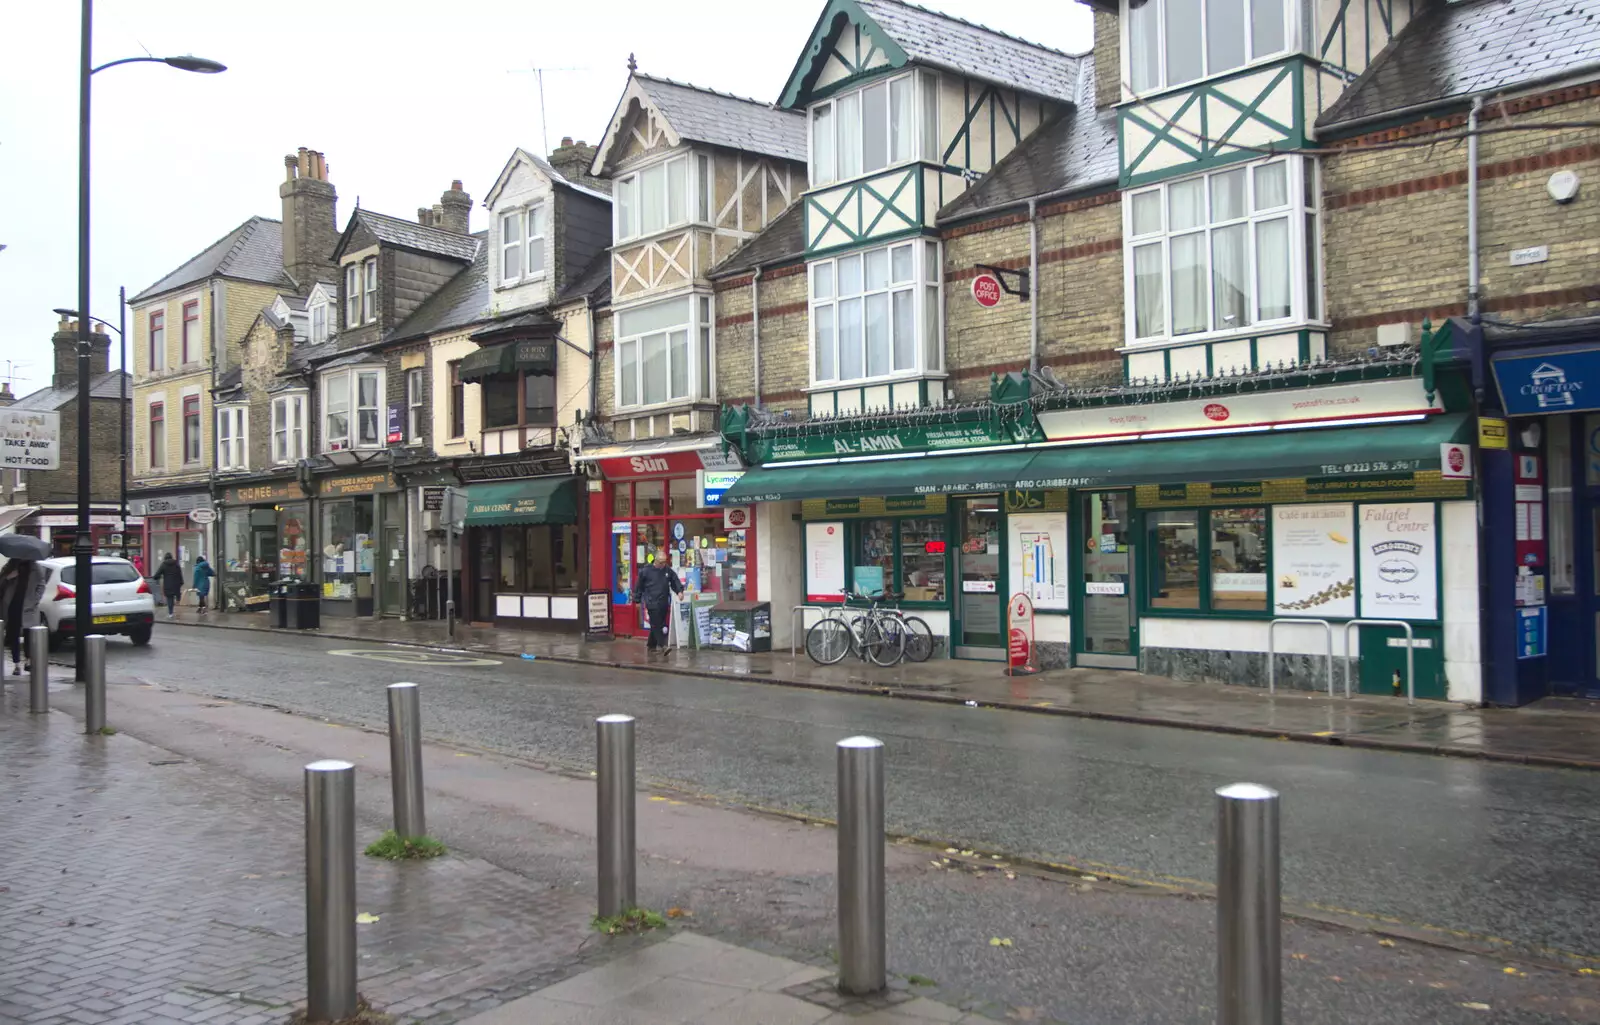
635,74 -> 807,163
131,216 -> 290,303
938,51 -> 1118,220
1319,0 -> 1600,128
286,339 -> 338,375
351,209 -> 479,263
855,0 -> 1080,103
8,371 -> 130,411
386,233 -> 491,342
556,248 -> 613,306
708,201 -> 807,277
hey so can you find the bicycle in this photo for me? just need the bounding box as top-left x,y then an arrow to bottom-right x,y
804,590 -> 936,666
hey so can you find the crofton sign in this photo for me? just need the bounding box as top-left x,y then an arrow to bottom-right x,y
1036,378 -> 1442,442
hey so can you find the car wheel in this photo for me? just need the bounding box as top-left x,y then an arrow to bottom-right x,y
129,625 -> 152,646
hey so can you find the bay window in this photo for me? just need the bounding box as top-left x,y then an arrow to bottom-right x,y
809,70 -> 938,187
481,369 -> 556,430
614,295 -> 712,408
1127,0 -> 1289,94
809,239 -> 941,385
216,405 -> 248,471
1126,156 -> 1317,345
321,368 -> 383,451
615,155 -> 701,241
272,393 -> 307,464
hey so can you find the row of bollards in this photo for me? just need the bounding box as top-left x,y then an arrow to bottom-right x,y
1,623 -> 100,722
298,681 -> 1283,1025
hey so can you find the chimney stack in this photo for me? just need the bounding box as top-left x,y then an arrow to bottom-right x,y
280,147 -> 340,288
52,316 -> 111,389
0,381 -> 14,407
417,207 -> 435,227
437,180 -> 471,235
548,138 -> 606,193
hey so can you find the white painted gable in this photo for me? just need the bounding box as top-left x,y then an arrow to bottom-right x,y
485,149 -> 558,312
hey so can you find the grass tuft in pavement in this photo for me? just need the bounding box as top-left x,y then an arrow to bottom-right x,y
363,830 -> 447,860
592,907 -> 668,935
96,726 -> 118,735
286,993 -> 395,1024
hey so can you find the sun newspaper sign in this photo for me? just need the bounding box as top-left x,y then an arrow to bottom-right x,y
1,409 -> 60,470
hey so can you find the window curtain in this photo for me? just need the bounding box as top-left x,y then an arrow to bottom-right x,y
1170,234 -> 1207,335
1133,244 -> 1166,339
1211,223 -> 1250,331
1255,218 -> 1291,321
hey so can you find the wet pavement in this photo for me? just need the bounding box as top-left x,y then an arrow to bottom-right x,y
18,664 -> 1600,1025
159,608 -> 1600,770
79,624 -> 1600,972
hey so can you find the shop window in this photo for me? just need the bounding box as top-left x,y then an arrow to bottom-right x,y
668,477 -> 697,514
1146,506 -> 1268,613
612,484 -> 632,518
320,498 -> 373,601
854,517 -> 947,603
635,481 -> 664,517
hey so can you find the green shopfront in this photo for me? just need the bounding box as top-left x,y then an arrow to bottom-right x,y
722,370 -> 1480,697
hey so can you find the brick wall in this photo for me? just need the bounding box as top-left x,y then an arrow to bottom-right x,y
1093,10 -> 1120,111
1323,90 -> 1600,351
11,395 -> 126,505
714,265 -> 809,413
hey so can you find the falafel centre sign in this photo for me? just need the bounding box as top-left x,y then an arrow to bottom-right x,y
1,409 -> 60,470
1357,502 -> 1437,621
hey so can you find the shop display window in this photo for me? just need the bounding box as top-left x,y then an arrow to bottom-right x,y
491,524 -> 583,594
1210,507 -> 1268,611
852,517 -> 946,603
1146,506 -> 1269,614
611,481 -> 751,609
320,498 -> 373,601
1150,511 -> 1201,609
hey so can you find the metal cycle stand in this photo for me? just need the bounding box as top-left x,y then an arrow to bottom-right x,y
790,604 -> 833,659
1265,618 -> 1333,696
1340,619 -> 1416,705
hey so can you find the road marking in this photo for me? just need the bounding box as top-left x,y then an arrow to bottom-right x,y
326,648 -> 502,667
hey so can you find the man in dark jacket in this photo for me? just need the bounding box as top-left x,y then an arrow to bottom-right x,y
154,552 -> 185,619
634,547 -> 684,657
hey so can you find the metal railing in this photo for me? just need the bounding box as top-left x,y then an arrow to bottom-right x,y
790,604 -> 835,658
1340,619 -> 1417,705
1265,619 -> 1333,696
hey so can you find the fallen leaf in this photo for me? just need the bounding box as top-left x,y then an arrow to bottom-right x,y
1578,968 -> 1597,976
241,874 -> 262,880
665,907 -> 691,919
649,796 -> 669,802
944,848 -> 959,854
1329,976 -> 1344,983
1428,982 -> 1450,989
960,850 -> 975,857
1006,1007 -> 1041,1021
1081,875 -> 1099,882
1378,939 -> 1396,948
989,937 -> 1013,948
355,912 -> 381,924
1290,953 -> 1309,961
991,855 -> 1002,860
1501,967 -> 1526,978
1004,872 -> 1016,880
1460,1002 -> 1491,1011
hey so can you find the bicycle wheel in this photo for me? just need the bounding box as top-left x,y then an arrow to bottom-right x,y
806,618 -> 853,665
901,616 -> 935,662
864,616 -> 906,667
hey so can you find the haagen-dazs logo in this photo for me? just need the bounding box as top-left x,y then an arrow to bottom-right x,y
1203,403 -> 1230,422
1522,363 -> 1580,409
1372,539 -> 1422,582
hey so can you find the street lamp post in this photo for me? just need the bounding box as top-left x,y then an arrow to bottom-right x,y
73,0 -> 222,677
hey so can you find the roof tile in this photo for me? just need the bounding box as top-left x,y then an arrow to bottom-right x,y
131,216 -> 290,303
856,0 -> 1080,103
636,75 -> 807,163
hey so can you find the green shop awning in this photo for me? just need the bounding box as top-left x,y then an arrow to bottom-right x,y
464,476 -> 578,526
457,340 -> 557,383
722,414 -> 1470,503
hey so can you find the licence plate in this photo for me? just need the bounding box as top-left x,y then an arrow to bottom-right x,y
92,615 -> 127,625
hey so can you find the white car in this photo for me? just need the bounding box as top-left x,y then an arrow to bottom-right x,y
34,556 -> 157,649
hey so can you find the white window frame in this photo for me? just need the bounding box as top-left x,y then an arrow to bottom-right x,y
808,238 -> 942,387
499,202 -> 548,287
1124,0 -> 1294,96
344,264 -> 360,328
612,154 -> 691,243
309,299 -> 329,344
215,405 -> 248,471
612,294 -> 710,410
320,368 -> 385,452
180,297 -> 201,365
808,69 -> 936,187
1122,155 -> 1319,348
500,209 -> 523,285
407,367 -> 425,444
361,257 -> 378,324
271,392 -> 308,464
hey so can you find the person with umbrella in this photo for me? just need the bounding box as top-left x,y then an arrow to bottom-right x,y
0,533 -> 51,676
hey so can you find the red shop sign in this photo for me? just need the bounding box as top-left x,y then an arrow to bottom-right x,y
972,273 -> 1003,308
597,450 -> 711,479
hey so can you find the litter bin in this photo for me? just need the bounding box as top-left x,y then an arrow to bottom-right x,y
287,581 -> 321,629
268,581 -> 291,629
706,601 -> 772,653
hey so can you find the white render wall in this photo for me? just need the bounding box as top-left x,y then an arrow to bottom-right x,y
1440,500 -> 1482,703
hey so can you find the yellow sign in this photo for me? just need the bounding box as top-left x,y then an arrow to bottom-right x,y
1478,417 -> 1509,450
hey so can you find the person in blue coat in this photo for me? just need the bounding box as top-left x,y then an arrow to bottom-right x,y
192,555 -> 216,614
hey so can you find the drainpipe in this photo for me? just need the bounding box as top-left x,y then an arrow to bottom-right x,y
751,266 -> 763,408
1467,96 -> 1483,323
586,306 -> 598,420
1027,198 -> 1040,376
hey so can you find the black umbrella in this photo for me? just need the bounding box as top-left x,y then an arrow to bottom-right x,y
0,534 -> 51,560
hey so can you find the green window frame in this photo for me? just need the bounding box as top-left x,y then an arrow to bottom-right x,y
1144,506 -> 1271,617
847,516 -> 950,607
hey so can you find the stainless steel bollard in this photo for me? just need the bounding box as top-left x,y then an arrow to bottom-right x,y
386,683 -> 426,839
595,714 -> 636,918
82,634 -> 106,734
305,760 -> 358,1022
28,624 -> 50,714
1216,783 -> 1282,1025
837,735 -> 886,996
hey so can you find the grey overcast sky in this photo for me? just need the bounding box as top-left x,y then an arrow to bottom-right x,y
0,0 -> 1092,396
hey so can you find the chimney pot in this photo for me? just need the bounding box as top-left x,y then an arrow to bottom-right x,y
451,179 -> 463,191
561,136 -> 573,147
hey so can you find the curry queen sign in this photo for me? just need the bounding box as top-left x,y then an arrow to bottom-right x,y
1,410 -> 61,470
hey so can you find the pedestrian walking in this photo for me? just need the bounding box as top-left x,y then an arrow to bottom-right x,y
154,552 -> 184,619
634,546 -> 683,657
192,555 -> 215,614
0,556 -> 46,675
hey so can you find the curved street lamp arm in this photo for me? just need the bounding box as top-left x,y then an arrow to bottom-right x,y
50,308 -> 121,336
91,55 -> 166,74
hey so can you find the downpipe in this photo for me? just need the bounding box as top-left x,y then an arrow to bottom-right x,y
751,265 -> 763,408
1028,198 -> 1040,376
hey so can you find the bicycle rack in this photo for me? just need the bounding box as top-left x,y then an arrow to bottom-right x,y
791,604 -> 837,658
1266,618 -> 1334,696
1340,619 -> 1416,705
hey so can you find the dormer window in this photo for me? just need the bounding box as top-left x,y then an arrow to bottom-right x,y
1127,0 -> 1288,94
343,259 -> 377,327
614,155 -> 693,242
309,298 -> 329,344
808,71 -> 936,187
499,203 -> 547,286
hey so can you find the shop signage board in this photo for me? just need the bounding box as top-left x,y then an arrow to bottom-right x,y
1037,378 -> 1440,442
585,589 -> 612,639
1,409 -> 60,469
972,273 -> 1003,308
131,493 -> 210,515
387,403 -> 403,444
1007,512 -> 1068,609
805,521 -> 846,602
698,469 -> 743,507
188,508 -> 217,525
1007,592 -> 1037,675
757,421 -> 1039,464
1271,504 -> 1356,618
322,472 -> 396,497
596,447 -> 740,479
1478,417 -> 1509,449
1135,473 -> 1468,508
221,480 -> 302,504
1492,349 -> 1600,415
422,487 -> 446,512
1357,503 -> 1438,621
1517,606 -> 1547,659
1440,443 -> 1473,480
